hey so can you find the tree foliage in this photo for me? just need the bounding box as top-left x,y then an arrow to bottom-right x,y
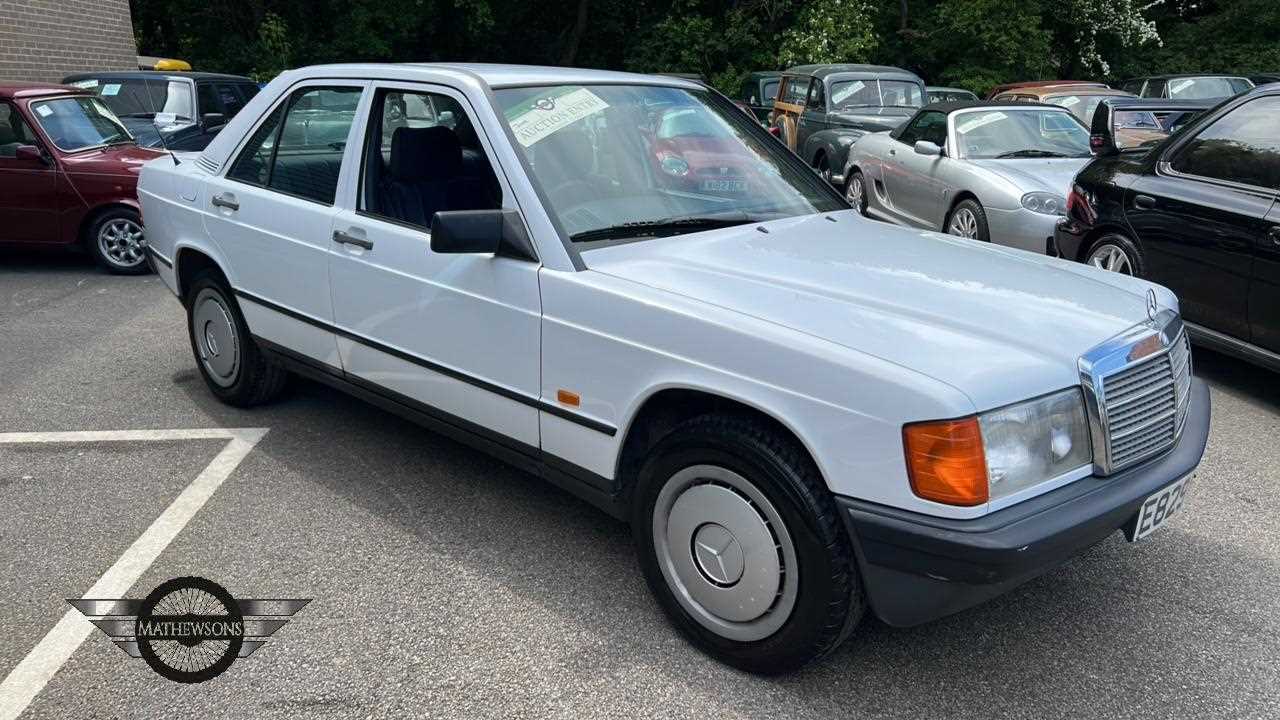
129,0 -> 1277,94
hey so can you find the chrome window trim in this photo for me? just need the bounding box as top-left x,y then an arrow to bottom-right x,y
1078,309 -> 1187,475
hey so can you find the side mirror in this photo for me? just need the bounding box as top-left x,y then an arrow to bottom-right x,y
430,209 -> 537,262
14,144 -> 47,165
201,112 -> 226,129
913,140 -> 942,156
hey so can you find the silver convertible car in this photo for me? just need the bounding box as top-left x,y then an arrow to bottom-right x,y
842,101 -> 1095,253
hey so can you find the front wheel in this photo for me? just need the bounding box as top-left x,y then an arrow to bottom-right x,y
845,171 -> 868,216
815,155 -> 833,185
945,198 -> 990,242
185,270 -> 289,407
1086,233 -> 1144,276
632,414 -> 863,674
87,207 -> 149,274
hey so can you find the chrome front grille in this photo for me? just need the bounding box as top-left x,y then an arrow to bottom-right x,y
1079,309 -> 1192,475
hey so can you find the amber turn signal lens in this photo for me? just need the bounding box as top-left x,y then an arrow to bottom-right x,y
556,389 -> 581,407
902,417 -> 989,506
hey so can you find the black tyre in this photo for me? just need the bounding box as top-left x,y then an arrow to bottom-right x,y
185,270 -> 289,407
631,413 -> 863,674
945,198 -> 990,242
845,170 -> 869,216
86,207 -> 149,274
815,153 -> 833,185
1085,232 -> 1144,276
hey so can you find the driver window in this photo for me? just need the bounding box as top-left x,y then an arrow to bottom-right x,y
359,88 -> 502,231
0,103 -> 40,157
806,82 -> 824,110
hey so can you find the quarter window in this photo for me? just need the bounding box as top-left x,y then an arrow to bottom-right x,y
1170,96 -> 1280,190
226,85 -> 362,204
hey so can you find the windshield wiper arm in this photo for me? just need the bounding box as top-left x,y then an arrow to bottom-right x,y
995,149 -> 1070,158
570,214 -> 759,243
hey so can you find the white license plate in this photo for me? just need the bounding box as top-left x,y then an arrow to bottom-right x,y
701,179 -> 746,193
1130,475 -> 1191,542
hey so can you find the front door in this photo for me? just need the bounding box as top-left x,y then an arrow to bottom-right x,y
796,80 -> 826,161
1251,202 -> 1280,353
890,110 -> 950,226
0,102 -> 58,243
1127,95 -> 1280,339
328,83 -> 541,448
202,81 -> 366,368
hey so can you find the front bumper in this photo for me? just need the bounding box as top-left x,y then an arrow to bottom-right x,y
983,206 -> 1061,254
839,377 -> 1210,627
1053,217 -> 1091,263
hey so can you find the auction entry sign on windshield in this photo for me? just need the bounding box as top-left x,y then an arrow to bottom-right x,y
505,87 -> 609,147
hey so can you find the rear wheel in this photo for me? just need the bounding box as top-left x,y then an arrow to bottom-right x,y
86,207 -> 149,274
185,270 -> 289,407
632,414 -> 863,674
945,198 -> 990,242
845,171 -> 868,216
1086,233 -> 1144,276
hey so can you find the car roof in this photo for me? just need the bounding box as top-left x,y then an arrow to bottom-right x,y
928,86 -> 975,93
61,70 -> 254,83
784,64 -> 920,81
1123,73 -> 1250,82
288,62 -> 707,90
0,82 -> 87,100
1011,86 -> 1134,99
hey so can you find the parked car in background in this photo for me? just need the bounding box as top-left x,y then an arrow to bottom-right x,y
1086,97 -> 1214,153
927,86 -> 977,103
770,64 -> 926,185
0,82 -> 164,273
984,80 -> 1107,100
737,71 -> 781,122
139,64 -> 1209,673
1057,84 -> 1279,369
136,56 -> 191,71
843,100 -> 1092,252
1249,73 -> 1280,87
991,84 -> 1135,124
62,71 -> 259,152
1118,74 -> 1253,100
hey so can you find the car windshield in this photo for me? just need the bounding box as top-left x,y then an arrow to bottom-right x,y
830,79 -> 923,109
1045,94 -> 1118,123
929,90 -> 975,103
953,108 -> 1091,159
67,78 -> 194,123
29,96 -> 132,151
1167,77 -> 1251,99
492,84 -> 842,245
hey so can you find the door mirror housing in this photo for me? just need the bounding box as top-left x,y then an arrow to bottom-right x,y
430,209 -> 537,262
14,144 -> 47,165
201,112 -> 226,129
914,140 -> 942,157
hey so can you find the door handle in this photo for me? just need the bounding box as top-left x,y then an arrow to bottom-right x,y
211,193 -> 239,211
1133,194 -> 1156,210
333,229 -> 373,250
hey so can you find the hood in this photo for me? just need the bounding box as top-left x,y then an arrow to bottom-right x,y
967,157 -> 1092,197
830,107 -> 917,131
583,212 -> 1168,411
61,144 -> 167,176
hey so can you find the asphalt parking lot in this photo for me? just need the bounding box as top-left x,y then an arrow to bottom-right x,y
2,250 -> 1278,720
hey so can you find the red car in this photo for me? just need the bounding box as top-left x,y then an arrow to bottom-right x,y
650,106 -> 764,196
0,82 -> 165,273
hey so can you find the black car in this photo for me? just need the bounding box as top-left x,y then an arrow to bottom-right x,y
736,71 -> 782,123
771,63 -> 926,186
1251,74 -> 1280,87
1056,85 -> 1280,370
1118,74 -> 1254,100
61,71 -> 260,152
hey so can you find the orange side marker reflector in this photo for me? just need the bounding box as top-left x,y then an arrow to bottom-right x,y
902,417 -> 989,506
557,389 -> 581,407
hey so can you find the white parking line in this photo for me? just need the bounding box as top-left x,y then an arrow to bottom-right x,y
0,428 -> 269,720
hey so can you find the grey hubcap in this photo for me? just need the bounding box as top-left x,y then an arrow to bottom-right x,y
847,176 -> 866,212
192,289 -> 241,387
97,218 -> 145,267
652,464 -> 798,642
948,208 -> 979,238
1089,243 -> 1133,274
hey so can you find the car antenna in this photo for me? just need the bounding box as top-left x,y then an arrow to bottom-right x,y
141,74 -> 180,165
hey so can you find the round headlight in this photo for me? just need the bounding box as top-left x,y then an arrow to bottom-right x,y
660,154 -> 689,176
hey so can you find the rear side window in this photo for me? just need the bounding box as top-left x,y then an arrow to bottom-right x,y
782,78 -> 808,105
1170,96 -> 1280,189
226,85 -> 363,204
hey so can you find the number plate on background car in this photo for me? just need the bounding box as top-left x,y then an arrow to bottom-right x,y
1129,475 -> 1191,542
701,179 -> 746,193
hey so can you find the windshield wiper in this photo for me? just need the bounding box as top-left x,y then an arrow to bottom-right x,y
570,214 -> 759,244
995,149 -> 1071,158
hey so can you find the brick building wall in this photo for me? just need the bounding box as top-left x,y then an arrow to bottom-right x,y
0,0 -> 137,83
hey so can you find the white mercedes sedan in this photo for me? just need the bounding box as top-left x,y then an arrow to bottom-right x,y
137,64 -> 1209,673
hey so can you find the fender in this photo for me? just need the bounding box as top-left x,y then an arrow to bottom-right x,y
803,128 -> 866,183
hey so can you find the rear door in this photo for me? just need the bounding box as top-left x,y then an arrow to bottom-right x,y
202,81 -> 366,368
1126,95 -> 1280,340
0,102 -> 58,243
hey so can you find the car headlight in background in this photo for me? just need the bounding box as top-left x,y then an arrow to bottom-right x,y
1021,191 -> 1066,215
658,153 -> 689,176
903,388 -> 1092,506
